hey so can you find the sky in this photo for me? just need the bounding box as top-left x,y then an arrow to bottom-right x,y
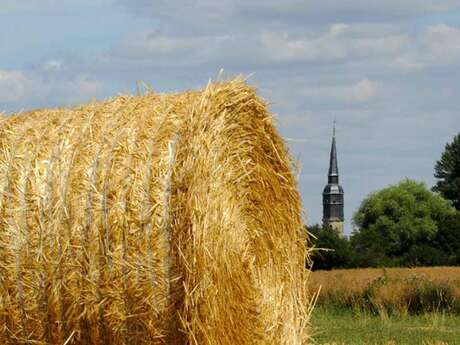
1,1 -> 460,234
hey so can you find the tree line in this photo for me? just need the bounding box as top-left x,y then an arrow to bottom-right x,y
309,132 -> 460,270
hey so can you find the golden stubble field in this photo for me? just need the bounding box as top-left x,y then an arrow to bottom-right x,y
310,267 -> 460,315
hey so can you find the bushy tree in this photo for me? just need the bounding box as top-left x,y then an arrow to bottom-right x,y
308,224 -> 354,270
351,179 -> 458,267
350,228 -> 393,267
433,133 -> 460,210
434,211 -> 460,265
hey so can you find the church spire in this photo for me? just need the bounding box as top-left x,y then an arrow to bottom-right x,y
323,120 -> 344,236
328,120 -> 339,184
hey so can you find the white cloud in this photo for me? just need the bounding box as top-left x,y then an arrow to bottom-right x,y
329,24 -> 350,36
423,24 -> 460,60
117,0 -> 460,28
257,29 -> 407,62
258,32 -> 319,61
389,24 -> 460,71
350,79 -> 379,102
0,0 -> 112,12
110,1 -> 460,71
110,25 -> 408,65
112,30 -> 209,59
390,55 -> 425,71
43,59 -> 64,72
0,70 -> 34,103
282,23 -> 460,73
303,78 -> 379,103
0,69 -> 104,111
60,75 -> 105,103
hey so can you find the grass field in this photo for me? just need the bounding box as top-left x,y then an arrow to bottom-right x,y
310,267 -> 460,345
312,306 -> 460,345
309,267 -> 460,315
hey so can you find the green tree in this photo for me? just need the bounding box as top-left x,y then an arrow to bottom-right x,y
434,211 -> 460,265
433,132 -> 460,210
350,227 -> 393,267
308,224 -> 354,270
351,179 -> 457,267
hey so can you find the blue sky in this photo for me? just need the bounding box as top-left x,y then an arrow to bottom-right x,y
1,1 -> 460,234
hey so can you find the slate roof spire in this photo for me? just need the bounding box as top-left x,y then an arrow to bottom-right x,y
322,120 -> 344,234
328,120 -> 339,184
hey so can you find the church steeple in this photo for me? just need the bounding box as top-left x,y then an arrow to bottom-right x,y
328,121 -> 339,184
322,121 -> 344,235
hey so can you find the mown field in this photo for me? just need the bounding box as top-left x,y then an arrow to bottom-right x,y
309,267 -> 460,345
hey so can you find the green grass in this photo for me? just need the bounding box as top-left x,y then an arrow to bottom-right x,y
312,306 -> 460,345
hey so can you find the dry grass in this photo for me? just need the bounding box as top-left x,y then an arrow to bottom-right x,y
310,267 -> 460,315
320,340 -> 451,345
0,77 -> 310,345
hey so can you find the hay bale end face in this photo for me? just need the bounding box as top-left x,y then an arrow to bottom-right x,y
0,78 -> 310,345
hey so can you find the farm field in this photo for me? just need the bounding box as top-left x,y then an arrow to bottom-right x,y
309,267 -> 460,315
309,267 -> 460,345
312,306 -> 460,345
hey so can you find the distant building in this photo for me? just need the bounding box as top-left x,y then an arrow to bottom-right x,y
322,123 -> 344,235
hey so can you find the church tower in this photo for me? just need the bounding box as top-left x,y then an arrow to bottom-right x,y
322,122 -> 344,235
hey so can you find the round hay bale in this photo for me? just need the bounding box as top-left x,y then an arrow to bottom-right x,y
0,78 -> 310,345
